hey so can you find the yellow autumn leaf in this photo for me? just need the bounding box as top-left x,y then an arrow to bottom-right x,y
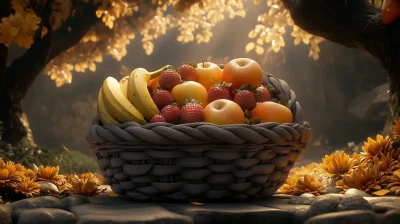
89,63 -> 96,72
255,45 -> 264,55
248,30 -> 258,39
394,169 -> 400,177
245,42 -> 255,52
372,189 -> 390,196
256,38 -> 263,45
294,37 -> 301,45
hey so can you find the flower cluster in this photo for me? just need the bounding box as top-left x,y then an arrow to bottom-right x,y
0,160 -> 105,203
278,118 -> 400,196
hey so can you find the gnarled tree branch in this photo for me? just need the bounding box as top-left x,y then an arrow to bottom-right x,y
4,1 -> 101,95
281,0 -> 400,119
0,1 -> 101,144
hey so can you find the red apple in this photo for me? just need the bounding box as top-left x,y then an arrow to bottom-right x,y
221,58 -> 263,93
204,99 -> 245,125
196,62 -> 223,90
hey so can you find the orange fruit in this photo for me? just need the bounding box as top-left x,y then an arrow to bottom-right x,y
148,76 -> 160,91
252,101 -> 292,123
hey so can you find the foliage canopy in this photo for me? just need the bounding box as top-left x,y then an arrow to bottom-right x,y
0,0 -> 384,87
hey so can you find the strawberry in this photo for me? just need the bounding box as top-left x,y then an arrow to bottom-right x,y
234,85 -> 257,111
180,99 -> 204,123
255,86 -> 271,102
159,69 -> 181,91
150,114 -> 166,123
208,81 -> 232,102
152,89 -> 175,110
160,104 -> 181,124
178,63 -> 198,81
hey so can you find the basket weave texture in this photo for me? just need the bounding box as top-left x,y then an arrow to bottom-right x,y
86,72 -> 312,201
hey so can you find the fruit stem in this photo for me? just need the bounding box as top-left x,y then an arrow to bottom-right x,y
149,65 -> 172,79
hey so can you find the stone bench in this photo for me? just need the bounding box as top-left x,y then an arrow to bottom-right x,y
1,187 -> 399,224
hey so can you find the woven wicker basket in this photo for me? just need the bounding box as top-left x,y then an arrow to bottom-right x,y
86,69 -> 311,201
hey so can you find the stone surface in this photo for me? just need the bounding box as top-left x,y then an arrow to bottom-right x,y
10,196 -> 66,210
87,195 -> 137,206
307,195 -> 341,218
1,192 -> 400,224
344,188 -> 372,197
17,208 -> 76,224
338,195 -> 373,211
300,193 -> 316,198
383,209 -> 400,224
38,181 -> 59,196
73,204 -> 192,224
62,195 -> 89,209
364,196 -> 400,205
252,203 -> 309,224
0,204 -> 12,224
288,196 -> 315,205
305,210 -> 378,224
162,202 -> 294,224
373,201 -> 400,213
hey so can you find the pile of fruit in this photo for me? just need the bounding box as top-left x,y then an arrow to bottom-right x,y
97,58 -> 293,126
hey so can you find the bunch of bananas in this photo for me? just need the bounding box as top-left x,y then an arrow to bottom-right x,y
97,65 -> 171,125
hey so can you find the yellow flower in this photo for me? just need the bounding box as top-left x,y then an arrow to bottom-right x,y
35,166 -> 66,188
278,173 -> 327,196
361,134 -> 393,161
385,169 -> 400,195
23,169 -> 36,180
79,172 -> 105,185
320,151 -> 357,178
14,164 -> 36,180
65,174 -> 106,197
392,118 -> 400,138
15,177 -> 40,198
278,174 -> 297,195
294,173 -> 327,196
337,162 -> 388,194
0,160 -> 23,188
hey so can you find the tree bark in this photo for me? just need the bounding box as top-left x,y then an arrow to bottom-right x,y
0,1 -> 101,144
281,0 -> 400,135
0,0 -> 160,145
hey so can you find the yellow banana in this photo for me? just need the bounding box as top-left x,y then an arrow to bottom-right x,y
102,77 -> 147,124
97,87 -> 120,125
119,76 -> 129,98
127,65 -> 171,120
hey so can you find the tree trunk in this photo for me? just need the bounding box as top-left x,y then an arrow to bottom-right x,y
0,1 -> 161,145
281,0 -> 400,138
0,89 -> 34,146
0,1 -> 101,145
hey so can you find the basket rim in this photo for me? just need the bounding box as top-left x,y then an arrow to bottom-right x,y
87,118 -> 312,152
